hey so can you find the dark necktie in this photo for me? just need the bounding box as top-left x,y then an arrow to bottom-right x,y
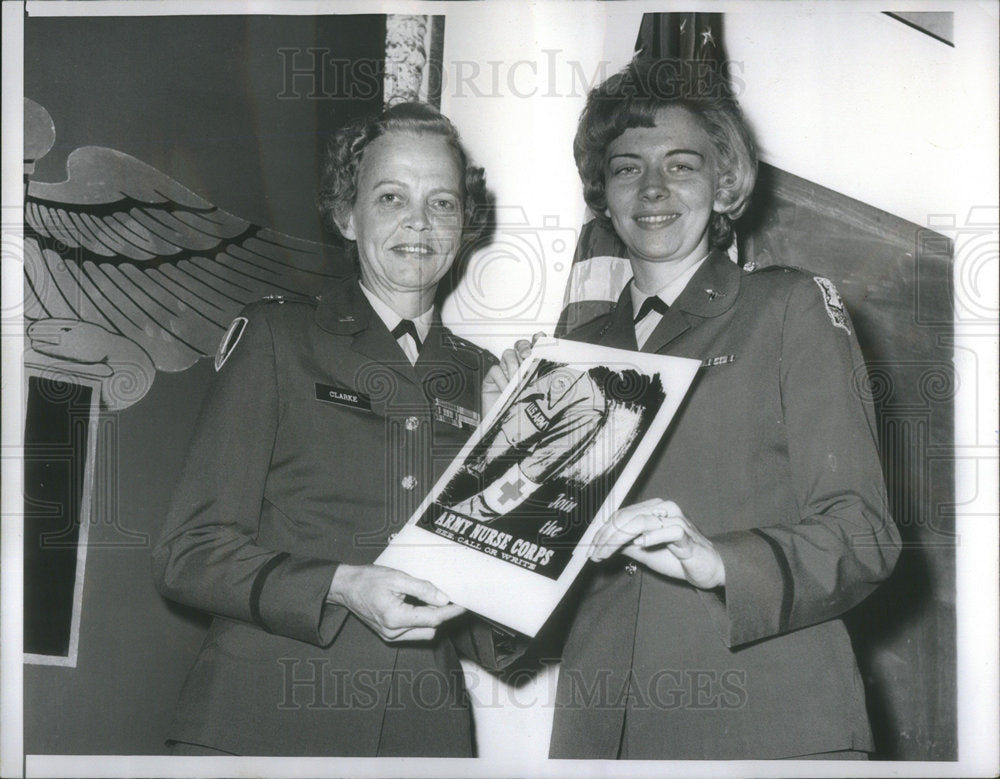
633,295 -> 669,324
391,319 -> 422,350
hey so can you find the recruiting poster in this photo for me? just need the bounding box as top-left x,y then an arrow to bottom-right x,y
377,338 -> 700,636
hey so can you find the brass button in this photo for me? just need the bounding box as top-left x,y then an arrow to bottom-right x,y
625,562 -> 638,576
401,475 -> 418,491
405,416 -> 420,431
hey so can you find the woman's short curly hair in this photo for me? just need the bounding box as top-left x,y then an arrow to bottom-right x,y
317,102 -> 490,248
574,58 -> 758,251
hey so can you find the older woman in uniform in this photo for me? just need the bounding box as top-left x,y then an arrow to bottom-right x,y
523,61 -> 900,759
153,103 -> 501,756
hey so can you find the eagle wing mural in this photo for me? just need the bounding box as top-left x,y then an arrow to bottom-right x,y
23,97 -> 347,410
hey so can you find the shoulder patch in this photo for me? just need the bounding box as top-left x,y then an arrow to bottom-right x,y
441,332 -> 477,352
215,316 -> 249,371
812,277 -> 851,335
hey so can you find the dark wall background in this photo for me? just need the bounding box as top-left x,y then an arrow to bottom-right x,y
27,14 -> 385,242
23,13 -> 384,754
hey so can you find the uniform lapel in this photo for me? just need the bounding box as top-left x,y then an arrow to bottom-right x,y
595,285 -> 640,351
414,317 -> 461,386
639,250 -> 741,354
314,276 -> 420,386
639,306 -> 691,355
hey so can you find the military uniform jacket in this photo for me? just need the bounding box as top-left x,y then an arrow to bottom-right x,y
549,250 -> 901,760
152,278 -> 495,757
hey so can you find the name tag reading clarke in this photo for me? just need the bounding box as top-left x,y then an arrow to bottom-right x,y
315,383 -> 372,411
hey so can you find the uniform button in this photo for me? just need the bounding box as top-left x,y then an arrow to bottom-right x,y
405,416 -> 420,431
624,562 -> 638,576
401,475 -> 418,491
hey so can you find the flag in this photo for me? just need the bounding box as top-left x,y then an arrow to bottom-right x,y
634,12 -> 726,64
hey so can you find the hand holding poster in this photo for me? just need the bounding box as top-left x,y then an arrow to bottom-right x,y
377,338 -> 700,636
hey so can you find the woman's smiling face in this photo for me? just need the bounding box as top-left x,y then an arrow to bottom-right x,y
604,105 -> 723,269
342,131 -> 465,301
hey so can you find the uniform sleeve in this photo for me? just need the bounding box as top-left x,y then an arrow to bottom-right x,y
700,276 -> 901,647
151,309 -> 348,647
519,407 -> 605,483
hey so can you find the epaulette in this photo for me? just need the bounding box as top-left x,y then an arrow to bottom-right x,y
742,260 -> 803,274
741,260 -> 796,274
441,332 -> 498,369
254,292 -> 320,306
